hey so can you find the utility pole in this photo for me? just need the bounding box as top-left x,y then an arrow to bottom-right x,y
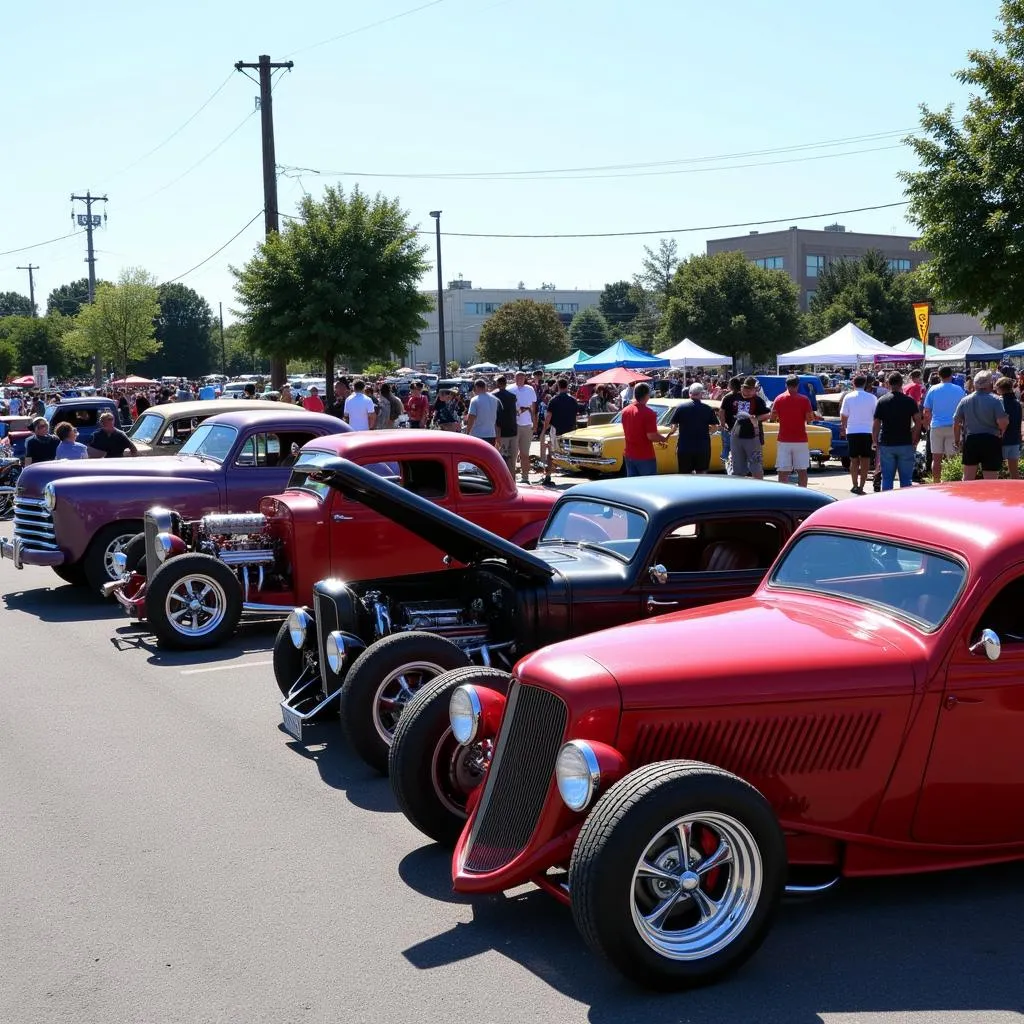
16,264 -> 38,317
429,211 -> 446,372
235,54 -> 293,389
219,301 -> 227,376
70,191 -> 108,385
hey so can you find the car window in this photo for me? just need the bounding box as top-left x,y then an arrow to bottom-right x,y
457,460 -> 495,496
771,531 -> 965,630
653,519 -> 781,574
540,498 -> 647,561
179,423 -> 237,463
973,575 -> 1024,645
234,432 -> 285,468
128,412 -> 164,443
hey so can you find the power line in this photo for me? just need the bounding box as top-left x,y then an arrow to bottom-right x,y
164,209 -> 265,284
284,0 -> 447,57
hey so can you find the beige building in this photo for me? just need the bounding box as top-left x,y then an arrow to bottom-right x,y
929,312 -> 1004,349
408,281 -> 603,368
706,224 -> 930,311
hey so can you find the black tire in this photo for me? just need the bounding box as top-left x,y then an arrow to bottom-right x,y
339,632 -> 471,775
52,563 -> 88,586
83,520 -> 144,594
570,760 -> 785,990
121,532 -> 147,575
390,666 -> 512,846
146,553 -> 243,649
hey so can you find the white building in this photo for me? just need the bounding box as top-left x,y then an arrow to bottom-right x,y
408,281 -> 603,368
929,312 -> 1004,349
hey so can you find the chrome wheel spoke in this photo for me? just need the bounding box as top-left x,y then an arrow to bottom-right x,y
674,822 -> 692,871
644,889 -> 685,929
170,592 -> 189,605
696,840 -> 732,875
637,861 -> 681,885
395,674 -> 416,699
689,886 -> 720,923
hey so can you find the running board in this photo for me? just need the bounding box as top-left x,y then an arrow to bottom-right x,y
280,677 -> 342,743
784,878 -> 840,896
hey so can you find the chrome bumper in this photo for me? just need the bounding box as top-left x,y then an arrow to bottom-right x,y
552,454 -> 618,469
0,536 -> 66,569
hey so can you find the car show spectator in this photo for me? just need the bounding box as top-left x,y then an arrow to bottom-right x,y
509,372 -> 537,484
375,382 -> 403,430
431,388 -> 462,431
996,376 -> 1021,477
663,382 -> 719,475
301,385 -> 325,412
405,381 -> 430,428
717,377 -> 743,469
278,383 -> 294,405
871,372 -> 922,491
7,393 -> 22,415
839,374 -> 878,495
905,368 -> 926,406
54,422 -> 89,460
24,417 -> 59,466
541,378 -> 579,485
326,378 -> 351,419
922,365 -> 966,483
492,375 -> 519,476
465,379 -> 500,445
343,379 -> 377,431
954,371 -> 1009,481
620,382 -> 666,477
87,411 -> 138,459
769,375 -> 815,487
728,377 -> 770,480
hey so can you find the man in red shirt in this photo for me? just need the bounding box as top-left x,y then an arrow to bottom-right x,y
904,368 -> 925,406
620,382 -> 667,476
301,385 -> 325,412
404,380 -> 430,428
769,375 -> 815,486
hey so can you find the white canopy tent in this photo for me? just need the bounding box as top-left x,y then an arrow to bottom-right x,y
892,337 -> 946,360
659,338 -> 733,369
776,322 -> 895,367
923,335 -> 1002,364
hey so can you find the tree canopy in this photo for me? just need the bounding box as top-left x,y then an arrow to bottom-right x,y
232,185 -> 432,384
476,298 -> 568,368
661,251 -> 801,363
567,306 -> 612,355
640,239 -> 680,305
46,278 -> 108,318
598,280 -> 640,333
901,0 -> 1024,331
0,314 -> 76,378
138,283 -> 215,378
67,268 -> 161,379
0,291 -> 34,318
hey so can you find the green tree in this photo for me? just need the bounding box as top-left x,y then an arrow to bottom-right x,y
567,306 -> 611,355
221,322 -> 267,376
476,298 -> 568,368
641,238 -> 680,307
232,185 -> 432,384
0,335 -> 17,379
0,314 -> 73,377
0,291 -> 34,318
139,283 -> 214,377
46,278 -> 109,318
364,359 -> 400,378
661,251 -> 801,363
901,1 -> 1024,331
804,250 -> 931,342
67,268 -> 161,379
598,280 -> 640,333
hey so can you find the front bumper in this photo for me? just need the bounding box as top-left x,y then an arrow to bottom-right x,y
551,454 -> 619,471
0,536 -> 66,569
105,574 -> 147,616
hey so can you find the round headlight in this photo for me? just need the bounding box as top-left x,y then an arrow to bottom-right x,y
560,438 -> 570,452
287,609 -> 311,649
155,533 -> 174,563
555,740 -> 601,812
589,440 -> 603,454
326,631 -> 345,674
43,483 -> 57,511
449,685 -> 482,745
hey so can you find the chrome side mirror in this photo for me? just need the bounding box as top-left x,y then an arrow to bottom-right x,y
648,564 -> 668,585
970,628 -> 1001,662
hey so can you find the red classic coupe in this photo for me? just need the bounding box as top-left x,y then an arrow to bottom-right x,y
394,483 -> 1024,988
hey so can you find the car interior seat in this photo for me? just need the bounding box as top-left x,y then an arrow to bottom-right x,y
699,540 -> 760,573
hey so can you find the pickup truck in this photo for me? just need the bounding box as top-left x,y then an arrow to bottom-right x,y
2,409 -> 350,592
8,396 -> 120,457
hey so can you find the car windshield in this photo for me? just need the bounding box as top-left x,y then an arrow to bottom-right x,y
128,411 -> 164,443
287,450 -> 400,500
771,532 -> 965,630
177,423 -> 237,463
540,498 -> 648,561
610,403 -> 674,426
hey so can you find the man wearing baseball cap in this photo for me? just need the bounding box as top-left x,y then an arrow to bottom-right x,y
663,382 -> 720,474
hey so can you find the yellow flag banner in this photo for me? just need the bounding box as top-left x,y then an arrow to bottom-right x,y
913,302 -> 930,345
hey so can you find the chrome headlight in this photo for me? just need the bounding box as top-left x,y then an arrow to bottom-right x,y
43,483 -> 57,511
154,533 -> 175,563
560,437 -> 571,452
589,440 -> 603,454
449,685 -> 482,744
326,631 -> 345,674
555,740 -> 601,812
287,609 -> 311,649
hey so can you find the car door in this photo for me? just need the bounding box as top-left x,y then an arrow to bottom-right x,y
224,430 -> 315,512
639,515 -> 787,617
452,457 -> 522,538
912,567 -> 1024,845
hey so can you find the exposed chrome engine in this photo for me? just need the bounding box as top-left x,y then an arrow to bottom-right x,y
361,589 -> 504,651
200,513 -> 268,535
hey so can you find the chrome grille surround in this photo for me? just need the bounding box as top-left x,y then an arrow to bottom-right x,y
13,497 -> 57,550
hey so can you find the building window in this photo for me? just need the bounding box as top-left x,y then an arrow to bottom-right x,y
887,258 -> 912,273
806,255 -> 826,278
484,302 -> 503,314
753,256 -> 785,270
806,290 -> 817,306
552,303 -> 579,314
466,301 -> 503,314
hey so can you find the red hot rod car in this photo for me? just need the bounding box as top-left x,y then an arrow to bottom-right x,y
393,482 -> 1024,988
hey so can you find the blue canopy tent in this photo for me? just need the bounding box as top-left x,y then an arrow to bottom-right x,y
995,339 -> 1024,358
575,340 -> 670,372
544,349 -> 588,371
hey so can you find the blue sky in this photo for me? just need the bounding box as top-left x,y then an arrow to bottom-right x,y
0,0 -> 1003,322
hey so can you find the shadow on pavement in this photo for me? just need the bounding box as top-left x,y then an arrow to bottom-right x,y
108,618 -> 279,667
3,584 -> 125,623
396,850 -> 1024,1023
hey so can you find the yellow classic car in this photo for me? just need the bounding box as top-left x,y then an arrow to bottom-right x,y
552,398 -> 832,475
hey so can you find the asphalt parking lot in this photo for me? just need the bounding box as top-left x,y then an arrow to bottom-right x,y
2,469 -> 1020,1024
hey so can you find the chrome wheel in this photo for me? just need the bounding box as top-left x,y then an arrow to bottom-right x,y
102,533 -> 136,581
430,730 -> 494,818
372,661 -> 446,745
630,811 -> 762,962
164,574 -> 229,638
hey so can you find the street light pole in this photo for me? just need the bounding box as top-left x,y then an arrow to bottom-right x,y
429,211 -> 445,372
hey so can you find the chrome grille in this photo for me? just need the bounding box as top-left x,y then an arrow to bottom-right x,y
313,582 -> 353,691
462,682 -> 568,874
13,497 -> 57,550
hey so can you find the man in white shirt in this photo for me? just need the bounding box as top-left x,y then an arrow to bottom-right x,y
343,379 -> 377,431
839,373 -> 877,495
508,371 -> 537,484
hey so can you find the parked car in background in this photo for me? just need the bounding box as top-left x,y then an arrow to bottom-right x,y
408,483 -> 1024,988
277,466 -> 830,778
1,410 -> 349,592
107,433 -> 558,649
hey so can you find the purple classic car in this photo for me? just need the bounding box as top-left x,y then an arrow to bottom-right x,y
1,409 -> 349,592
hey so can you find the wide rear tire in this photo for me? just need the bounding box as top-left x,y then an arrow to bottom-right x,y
146,553 -> 242,649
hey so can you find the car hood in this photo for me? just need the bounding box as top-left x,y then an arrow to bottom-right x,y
561,423 -> 627,441
19,455 -> 216,494
316,457 -> 554,580
516,593 -> 923,707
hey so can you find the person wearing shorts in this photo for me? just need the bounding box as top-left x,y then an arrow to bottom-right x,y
769,376 -> 815,486
997,376 -> 1022,478
922,365 -> 965,482
954,371 -> 1008,480
839,374 -> 877,494
509,372 -> 537,484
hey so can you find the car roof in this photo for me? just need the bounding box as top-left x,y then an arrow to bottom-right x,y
137,399 -> 310,418
197,410 -> 349,430
797,482 -> 1024,565
301,430 -> 506,460
53,396 -> 116,407
559,475 -> 834,517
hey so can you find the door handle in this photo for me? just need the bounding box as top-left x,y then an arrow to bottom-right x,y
945,695 -> 984,710
332,513 -> 353,522
646,596 -> 680,613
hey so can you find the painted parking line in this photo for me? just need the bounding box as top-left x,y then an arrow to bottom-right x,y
180,660 -> 272,676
